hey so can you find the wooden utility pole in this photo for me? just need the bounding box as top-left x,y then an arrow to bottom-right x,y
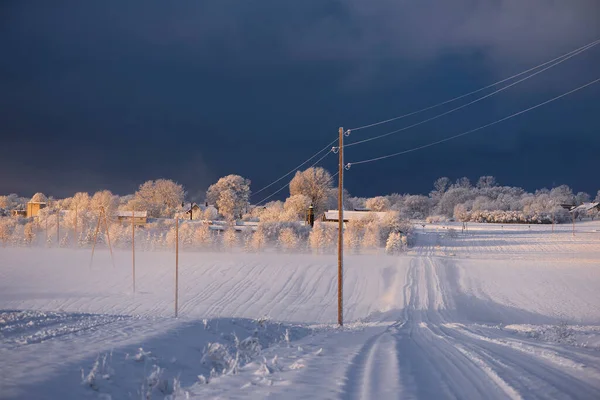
337,126 -> 344,327
572,211 -> 575,237
132,209 -> 136,293
103,209 -> 115,268
56,209 -> 60,244
74,206 -> 78,247
175,218 -> 179,318
90,207 -> 115,268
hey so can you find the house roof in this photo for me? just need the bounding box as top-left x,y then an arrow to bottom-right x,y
570,202 -> 600,213
116,210 -> 148,217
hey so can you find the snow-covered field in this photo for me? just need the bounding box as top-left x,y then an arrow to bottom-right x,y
1,221 -> 600,399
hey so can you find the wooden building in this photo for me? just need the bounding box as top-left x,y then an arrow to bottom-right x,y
26,201 -> 47,218
11,209 -> 27,217
116,210 -> 148,226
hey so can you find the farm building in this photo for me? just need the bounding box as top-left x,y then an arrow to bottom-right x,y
177,202 -> 218,220
26,201 -> 47,218
116,210 -> 148,226
11,209 -> 27,217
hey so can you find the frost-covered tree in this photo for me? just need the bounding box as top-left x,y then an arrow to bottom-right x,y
289,167 -> 333,215
70,192 -> 91,211
30,192 -> 48,203
203,206 -> 219,221
206,175 -> 251,222
0,194 -> 21,210
549,185 -> 575,205
284,194 -> 312,220
399,195 -> 431,219
365,196 -> 391,212
453,177 -> 471,189
595,190 -> 600,203
90,190 -> 118,218
132,179 -> 185,218
256,201 -> 285,223
476,176 -> 497,189
575,192 -> 591,205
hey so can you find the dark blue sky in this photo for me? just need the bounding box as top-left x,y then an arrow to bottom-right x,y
1,1 -> 599,201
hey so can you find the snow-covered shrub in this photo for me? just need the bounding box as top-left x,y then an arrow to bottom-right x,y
0,218 -> 16,247
193,223 -> 213,249
201,342 -> 234,375
344,220 -> 363,254
361,222 -> 381,251
284,194 -> 312,220
222,227 -> 238,249
309,222 -> 336,254
278,227 -> 300,252
23,222 -> 35,245
447,228 -> 458,238
385,232 -> 407,255
250,229 -> 267,252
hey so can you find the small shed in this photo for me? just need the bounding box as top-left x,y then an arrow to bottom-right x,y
116,210 -> 148,226
11,209 -> 27,217
27,201 -> 47,218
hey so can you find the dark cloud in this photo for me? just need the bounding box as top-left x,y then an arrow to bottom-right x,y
0,1 -> 598,199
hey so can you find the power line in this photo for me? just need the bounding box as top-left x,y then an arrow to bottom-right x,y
350,38 -> 600,132
252,138 -> 337,198
346,77 -> 600,167
254,147 -> 334,205
345,41 -> 599,148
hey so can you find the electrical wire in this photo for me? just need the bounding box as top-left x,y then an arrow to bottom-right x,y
252,138 -> 337,198
350,38 -> 600,132
345,40 -> 599,148
347,77 -> 600,166
254,147 -> 335,205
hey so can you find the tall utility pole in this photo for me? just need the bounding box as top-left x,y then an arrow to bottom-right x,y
132,209 -> 136,293
175,218 -> 179,318
337,126 -> 344,327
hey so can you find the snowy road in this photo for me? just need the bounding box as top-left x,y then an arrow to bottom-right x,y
336,251 -> 600,400
1,224 -> 600,399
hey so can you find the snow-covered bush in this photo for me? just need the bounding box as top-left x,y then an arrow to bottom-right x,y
194,223 -> 213,249
0,218 -> 16,247
361,222 -> 381,251
222,227 -> 239,249
344,220 -> 363,254
385,232 -> 406,255
278,227 -> 300,252
251,229 -> 267,252
309,222 -> 336,254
